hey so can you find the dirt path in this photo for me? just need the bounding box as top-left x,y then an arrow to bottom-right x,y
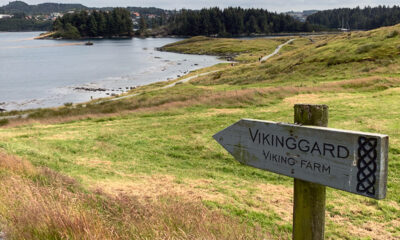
96,70 -> 221,104
162,70 -> 221,89
260,39 -> 295,62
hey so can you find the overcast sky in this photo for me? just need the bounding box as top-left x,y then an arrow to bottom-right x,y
1,0 -> 399,12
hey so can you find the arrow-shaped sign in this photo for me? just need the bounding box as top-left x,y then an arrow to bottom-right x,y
213,119 -> 388,199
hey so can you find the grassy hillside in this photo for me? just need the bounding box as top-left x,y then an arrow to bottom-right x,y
1,25 -> 400,239
160,36 -> 289,62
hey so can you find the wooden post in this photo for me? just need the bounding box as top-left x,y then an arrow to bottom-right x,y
293,104 -> 328,240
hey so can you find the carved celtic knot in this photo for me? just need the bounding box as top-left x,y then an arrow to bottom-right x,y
357,137 -> 378,196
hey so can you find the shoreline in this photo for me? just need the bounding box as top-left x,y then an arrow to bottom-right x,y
0,33 -> 227,114
0,67 -> 213,120
0,36 -> 295,118
0,32 -> 329,117
34,30 -> 343,41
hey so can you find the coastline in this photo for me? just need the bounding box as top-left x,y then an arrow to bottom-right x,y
0,63 -> 224,120
0,35 -> 297,118
35,30 -> 343,41
0,32 -> 310,115
0,32 -> 227,113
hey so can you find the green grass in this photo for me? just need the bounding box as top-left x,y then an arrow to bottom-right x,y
1,88 -> 400,239
1,25 -> 400,239
161,36 -> 288,62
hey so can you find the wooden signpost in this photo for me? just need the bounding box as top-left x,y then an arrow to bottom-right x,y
213,104 -> 389,239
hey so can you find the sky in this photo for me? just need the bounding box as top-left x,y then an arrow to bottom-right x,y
0,0 -> 399,12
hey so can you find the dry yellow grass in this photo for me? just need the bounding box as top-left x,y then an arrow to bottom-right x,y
0,152 -> 267,240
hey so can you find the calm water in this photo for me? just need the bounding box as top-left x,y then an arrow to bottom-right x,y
0,32 -> 224,110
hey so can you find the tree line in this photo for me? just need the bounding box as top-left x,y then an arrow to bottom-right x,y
306,6 -> 400,30
166,7 -> 317,36
53,8 -> 133,39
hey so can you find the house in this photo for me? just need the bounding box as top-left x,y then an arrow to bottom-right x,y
51,12 -> 63,18
0,14 -> 13,19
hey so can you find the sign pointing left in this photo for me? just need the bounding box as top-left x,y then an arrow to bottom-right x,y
213,119 -> 388,199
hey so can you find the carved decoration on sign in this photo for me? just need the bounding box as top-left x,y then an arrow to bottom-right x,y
357,137 -> 378,196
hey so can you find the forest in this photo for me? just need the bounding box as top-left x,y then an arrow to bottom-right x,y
53,8 -> 133,39
166,7 -> 317,36
306,6 -> 400,30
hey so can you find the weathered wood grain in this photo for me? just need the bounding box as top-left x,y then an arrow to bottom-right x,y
213,119 -> 388,199
293,104 -> 327,240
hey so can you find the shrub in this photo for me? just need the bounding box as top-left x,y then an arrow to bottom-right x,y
356,43 -> 380,54
0,119 -> 9,126
386,30 -> 399,38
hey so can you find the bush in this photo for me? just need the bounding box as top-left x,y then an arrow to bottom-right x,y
386,30 -> 399,38
356,43 -> 380,54
0,119 -> 9,126
60,23 -> 81,39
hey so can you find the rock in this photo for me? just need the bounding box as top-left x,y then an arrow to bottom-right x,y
0,108 -> 6,112
74,87 -> 107,92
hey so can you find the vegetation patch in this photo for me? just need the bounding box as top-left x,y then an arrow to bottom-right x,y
356,43 -> 381,54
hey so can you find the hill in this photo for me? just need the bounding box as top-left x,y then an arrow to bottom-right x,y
0,25 -> 400,239
0,1 -> 168,16
0,1 -> 87,14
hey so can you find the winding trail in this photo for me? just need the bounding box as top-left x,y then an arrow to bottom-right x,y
260,39 -> 295,62
162,70 -> 221,89
160,38 -> 296,89
95,70 -> 221,104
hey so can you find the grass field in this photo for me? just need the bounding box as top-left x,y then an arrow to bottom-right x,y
0,25 -> 400,239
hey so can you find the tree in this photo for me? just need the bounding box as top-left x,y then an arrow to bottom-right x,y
246,15 -> 259,34
87,14 -> 98,37
139,16 -> 147,33
62,23 -> 80,39
53,18 -> 63,31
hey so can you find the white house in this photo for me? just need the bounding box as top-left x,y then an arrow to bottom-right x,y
0,14 -> 13,19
